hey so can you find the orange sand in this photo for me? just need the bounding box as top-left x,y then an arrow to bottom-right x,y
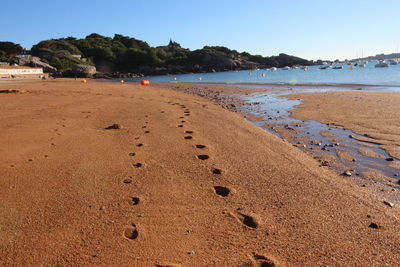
0,80 -> 399,266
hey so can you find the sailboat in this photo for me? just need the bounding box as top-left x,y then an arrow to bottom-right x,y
375,60 -> 389,68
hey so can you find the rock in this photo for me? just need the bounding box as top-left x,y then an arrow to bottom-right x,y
321,160 -> 330,166
385,157 -> 394,161
18,56 -> 57,73
105,124 -> 122,130
72,64 -> 97,78
343,170 -> 352,176
383,201 -> 394,207
0,89 -> 20,94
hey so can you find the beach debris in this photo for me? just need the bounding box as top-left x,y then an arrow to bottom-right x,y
105,123 -> 122,130
187,251 -> 196,255
123,179 -> 132,184
343,170 -> 352,176
0,89 -> 21,94
368,222 -> 380,229
383,201 -> 394,207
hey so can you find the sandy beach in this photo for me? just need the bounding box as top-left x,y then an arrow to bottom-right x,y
1,79 -> 400,266
288,91 -> 400,159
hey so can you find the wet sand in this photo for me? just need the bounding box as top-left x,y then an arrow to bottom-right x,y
287,91 -> 400,159
1,80 -> 400,266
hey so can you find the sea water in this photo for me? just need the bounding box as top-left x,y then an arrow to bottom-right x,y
128,61 -> 400,87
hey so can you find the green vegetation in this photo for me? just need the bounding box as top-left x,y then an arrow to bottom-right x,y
2,34 -> 313,75
0,42 -> 22,62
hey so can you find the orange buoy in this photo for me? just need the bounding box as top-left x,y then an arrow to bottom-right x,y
173,77 -> 177,81
348,66 -> 353,70
140,80 -> 150,85
81,79 -> 87,83
198,77 -> 202,81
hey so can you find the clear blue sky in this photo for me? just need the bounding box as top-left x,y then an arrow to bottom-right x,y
2,0 -> 400,60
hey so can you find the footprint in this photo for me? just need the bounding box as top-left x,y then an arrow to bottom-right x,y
232,212 -> 259,229
136,143 -> 143,147
185,130 -> 193,134
142,126 -> 147,128
184,136 -> 193,140
178,125 -> 184,128
250,253 -> 280,267
184,111 -> 190,114
133,163 -> 143,168
214,186 -> 230,197
123,178 -> 132,184
145,130 -> 150,134
197,155 -> 209,160
212,168 -> 222,174
129,152 -> 136,157
124,224 -> 138,240
179,116 -> 184,119
129,197 -> 140,205
185,114 -> 190,116
181,120 -> 186,123
195,144 -> 206,149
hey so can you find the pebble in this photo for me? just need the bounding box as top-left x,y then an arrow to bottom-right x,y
383,201 -> 394,208
343,170 -> 352,176
321,161 -> 330,167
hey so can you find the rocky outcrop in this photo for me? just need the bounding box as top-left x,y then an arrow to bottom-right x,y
71,64 -> 96,77
18,56 -> 57,73
201,52 -> 238,68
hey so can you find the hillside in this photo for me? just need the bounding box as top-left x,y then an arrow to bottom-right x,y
1,34 -> 314,77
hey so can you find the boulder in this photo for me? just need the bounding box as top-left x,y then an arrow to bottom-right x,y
71,64 -> 96,77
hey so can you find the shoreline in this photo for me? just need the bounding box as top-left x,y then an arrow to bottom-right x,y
1,79 -> 399,266
160,83 -> 400,202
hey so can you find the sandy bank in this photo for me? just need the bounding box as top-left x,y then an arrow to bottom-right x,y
287,91 -> 400,160
0,80 -> 399,266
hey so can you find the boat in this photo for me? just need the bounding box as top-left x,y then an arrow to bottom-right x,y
319,65 -> 331,70
332,66 -> 343,69
389,59 -> 398,65
282,66 -> 291,70
270,67 -> 277,71
375,60 -> 389,68
302,66 -> 308,71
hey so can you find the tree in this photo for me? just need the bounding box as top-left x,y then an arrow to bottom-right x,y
0,42 -> 22,55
